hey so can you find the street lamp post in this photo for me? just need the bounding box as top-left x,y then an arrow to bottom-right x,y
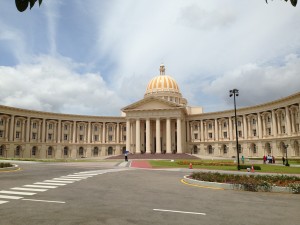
229,89 -> 240,170
285,144 -> 289,166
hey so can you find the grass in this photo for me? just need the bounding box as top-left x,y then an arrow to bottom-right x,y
149,159 -> 300,174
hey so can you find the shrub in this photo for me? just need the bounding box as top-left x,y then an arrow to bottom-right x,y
0,162 -> 13,168
239,165 -> 261,170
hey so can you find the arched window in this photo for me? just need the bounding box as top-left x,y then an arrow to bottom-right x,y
32,146 -> 37,156
0,145 -> 4,156
108,146 -> 113,155
16,146 -> 21,156
93,147 -> 99,157
48,147 -> 53,156
79,147 -> 84,156
64,147 -> 69,156
208,145 -> 213,154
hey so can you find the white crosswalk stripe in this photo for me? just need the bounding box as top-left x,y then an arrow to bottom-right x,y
66,175 -> 93,178
0,200 -> 9,204
0,195 -> 23,200
11,187 -> 48,192
24,185 -> 57,189
35,182 -> 66,186
43,180 -> 74,183
53,178 -> 82,181
0,191 -> 36,196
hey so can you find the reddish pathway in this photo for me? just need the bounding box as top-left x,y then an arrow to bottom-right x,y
130,160 -> 152,169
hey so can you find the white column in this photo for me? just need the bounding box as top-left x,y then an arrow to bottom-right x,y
46,122 -> 49,143
26,117 -> 30,142
5,118 -> 10,140
291,110 -> 295,133
156,118 -> 161,154
285,106 -> 291,135
136,119 -> 141,153
166,118 -> 171,153
73,121 -> 76,143
262,117 -> 266,137
176,118 -> 182,153
126,120 -> 130,151
42,119 -> 46,142
200,120 -> 204,141
214,119 -> 218,141
38,121 -> 42,142
277,113 -> 281,134
102,122 -> 106,143
22,121 -> 26,141
87,122 -> 91,143
257,112 -> 262,138
186,121 -> 190,142
57,120 -> 61,143
9,115 -> 14,141
146,118 -> 151,153
228,117 -> 232,140
116,123 -> 119,143
243,115 -> 248,139
272,110 -> 277,137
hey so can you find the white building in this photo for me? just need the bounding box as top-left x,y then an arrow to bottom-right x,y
0,65 -> 299,159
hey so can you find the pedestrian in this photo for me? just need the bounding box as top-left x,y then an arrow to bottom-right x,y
263,155 -> 266,164
125,152 -> 128,162
241,155 -> 245,164
282,156 -> 285,165
272,156 -> 275,164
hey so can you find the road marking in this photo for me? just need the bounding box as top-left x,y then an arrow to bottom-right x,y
0,191 -> 36,196
0,200 -> 9,204
0,195 -> 23,199
53,178 -> 82,181
67,174 -> 93,177
22,199 -> 65,204
35,182 -> 66,186
74,173 -> 99,176
180,179 -> 224,190
153,209 -> 206,216
11,187 -> 48,192
24,185 -> 57,189
43,180 -> 74,183
62,176 -> 88,179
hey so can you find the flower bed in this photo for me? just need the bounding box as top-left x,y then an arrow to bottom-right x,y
190,172 -> 300,193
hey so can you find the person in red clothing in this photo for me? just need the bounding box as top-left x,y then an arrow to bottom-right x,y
263,155 -> 267,164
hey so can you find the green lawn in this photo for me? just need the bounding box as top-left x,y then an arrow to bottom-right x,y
149,160 -> 300,174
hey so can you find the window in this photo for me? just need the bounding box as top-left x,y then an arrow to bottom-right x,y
194,133 -> 198,140
94,135 -> 99,141
0,145 -> 3,156
94,126 -> 98,131
33,122 -> 37,128
64,147 -> 68,156
253,129 -> 256,136
48,147 -> 53,156
238,121 -> 242,127
253,144 -> 257,154
223,122 -> 227,128
64,125 -> 68,130
79,135 -> 83,141
16,132 -> 20,139
0,119 -> 4,126
32,133 -> 37,140
238,144 -> 242,153
238,130 -> 242,137
79,147 -> 84,156
123,135 -> 126,141
108,135 -> 113,141
267,117 -> 271,123
16,121 -> 21,127
208,145 -> 213,154
223,132 -> 227,138
208,124 -> 212,129
223,145 -> 227,154
123,127 -> 126,131
109,126 -> 113,132
16,146 -> 21,156
0,130 -> 3,138
80,125 -> 83,131
64,134 -> 68,140
194,125 -> 198,130
49,123 -> 53,129
208,133 -> 212,139
48,133 -> 52,140
267,128 -> 271,135
282,126 -> 286,133
252,119 -> 256,125
32,147 -> 37,156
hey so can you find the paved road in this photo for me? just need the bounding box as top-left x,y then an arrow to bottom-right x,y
0,162 -> 299,225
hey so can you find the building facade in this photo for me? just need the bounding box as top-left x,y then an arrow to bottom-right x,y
0,65 -> 299,159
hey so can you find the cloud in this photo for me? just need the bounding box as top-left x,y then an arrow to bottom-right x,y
0,55 -> 124,116
202,54 -> 300,109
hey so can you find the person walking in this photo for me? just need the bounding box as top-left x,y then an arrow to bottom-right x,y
241,155 -> 245,164
282,156 -> 285,165
125,152 -> 128,162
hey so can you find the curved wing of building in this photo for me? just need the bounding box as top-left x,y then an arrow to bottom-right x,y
0,65 -> 299,159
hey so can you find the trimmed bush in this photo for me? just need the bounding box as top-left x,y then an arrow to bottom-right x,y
239,165 -> 261,170
0,162 -> 13,168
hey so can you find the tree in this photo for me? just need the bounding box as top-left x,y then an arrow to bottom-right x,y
266,0 -> 297,7
15,0 -> 43,12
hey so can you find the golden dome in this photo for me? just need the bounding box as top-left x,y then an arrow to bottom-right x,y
145,64 -> 180,95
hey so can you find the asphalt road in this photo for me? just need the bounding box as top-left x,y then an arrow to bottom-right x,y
0,161 -> 299,225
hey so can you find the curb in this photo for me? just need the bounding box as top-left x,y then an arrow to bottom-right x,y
0,164 -> 20,172
183,175 -> 292,193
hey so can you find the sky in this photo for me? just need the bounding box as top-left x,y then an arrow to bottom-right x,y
0,0 -> 300,116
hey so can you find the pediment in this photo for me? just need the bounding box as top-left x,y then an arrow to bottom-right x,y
122,97 -> 182,112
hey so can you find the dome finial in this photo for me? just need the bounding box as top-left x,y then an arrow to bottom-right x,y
160,64 -> 165,75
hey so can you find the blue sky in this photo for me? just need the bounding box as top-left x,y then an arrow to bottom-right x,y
0,0 -> 300,116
